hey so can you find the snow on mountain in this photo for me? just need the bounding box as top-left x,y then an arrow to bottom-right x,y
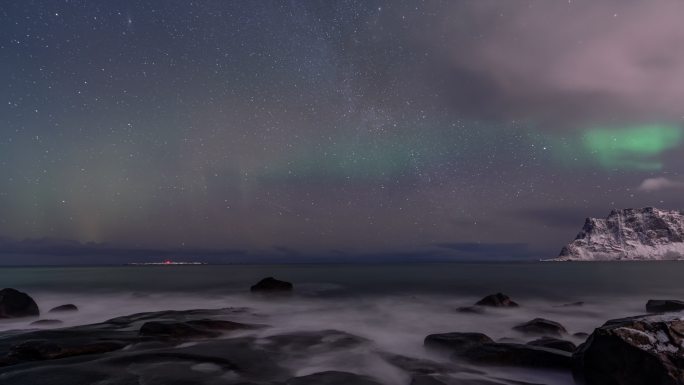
554,207 -> 684,261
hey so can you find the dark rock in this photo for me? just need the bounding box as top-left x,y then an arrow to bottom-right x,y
513,318 -> 567,336
250,277 -> 293,293
30,319 -> 63,326
646,299 -> 684,313
573,314 -> 684,385
455,342 -> 572,369
527,337 -> 576,352
424,332 -> 493,354
573,332 -> 589,339
139,319 -> 256,339
410,375 -> 448,385
0,288 -> 40,318
262,329 -> 367,354
8,339 -> 126,362
49,304 -> 78,313
285,371 -> 382,385
475,293 -> 518,307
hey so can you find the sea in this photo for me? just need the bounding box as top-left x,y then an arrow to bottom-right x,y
1,262 -> 683,384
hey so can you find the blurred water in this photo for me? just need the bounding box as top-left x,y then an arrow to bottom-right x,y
0,262 -> 682,385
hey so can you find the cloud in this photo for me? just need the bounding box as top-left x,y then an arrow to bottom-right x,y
638,177 -> 684,192
415,0 -> 684,126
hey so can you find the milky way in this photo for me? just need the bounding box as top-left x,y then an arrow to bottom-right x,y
1,1 -> 683,263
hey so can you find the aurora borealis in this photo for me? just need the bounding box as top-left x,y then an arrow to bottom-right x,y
582,125 -> 682,171
1,1 -> 684,263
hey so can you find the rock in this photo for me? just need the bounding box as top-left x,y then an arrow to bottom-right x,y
30,319 -> 63,327
262,329 -> 367,355
573,314 -> 684,385
527,337 -> 576,352
555,207 -> 684,261
573,332 -> 590,339
424,332 -> 493,354
285,371 -> 382,385
474,293 -> 518,307
48,304 -> 78,313
250,277 -> 293,293
513,318 -> 567,336
8,339 -> 126,362
139,319 -> 256,339
0,288 -> 40,318
410,375 -> 449,385
455,342 -> 572,369
646,299 -> 684,313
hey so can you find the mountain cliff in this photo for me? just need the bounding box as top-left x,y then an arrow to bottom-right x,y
554,207 -> 684,261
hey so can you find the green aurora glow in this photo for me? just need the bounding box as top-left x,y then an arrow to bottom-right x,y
582,124 -> 682,170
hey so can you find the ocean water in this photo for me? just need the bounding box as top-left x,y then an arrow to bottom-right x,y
1,262 -> 683,384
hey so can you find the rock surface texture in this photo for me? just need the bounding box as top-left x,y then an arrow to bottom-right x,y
573,314 -> 684,385
250,277 -> 294,293
0,288 -> 39,319
555,207 -> 684,261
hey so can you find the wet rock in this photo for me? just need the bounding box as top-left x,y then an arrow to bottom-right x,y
49,304 -> 78,313
527,337 -> 576,352
262,329 -> 367,355
285,371 -> 382,385
410,375 -> 449,385
7,339 -> 126,362
0,288 -> 39,318
455,342 -> 572,369
646,299 -> 684,313
30,319 -> 63,327
250,277 -> 293,293
513,318 -> 567,336
474,293 -> 518,307
573,314 -> 684,385
424,332 -> 493,354
139,319 -> 256,339
573,332 -> 589,339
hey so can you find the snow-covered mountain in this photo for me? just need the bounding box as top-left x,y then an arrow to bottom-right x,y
554,207 -> 684,261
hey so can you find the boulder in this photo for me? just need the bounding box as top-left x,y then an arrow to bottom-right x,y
139,319 -> 256,339
474,293 -> 518,307
7,339 -> 126,362
646,299 -> 684,313
285,371 -> 382,385
527,337 -> 576,352
573,314 -> 684,385
250,277 -> 293,293
513,318 -> 567,336
455,342 -> 572,369
0,288 -> 39,318
410,375 -> 448,385
424,332 -> 493,354
48,304 -> 78,313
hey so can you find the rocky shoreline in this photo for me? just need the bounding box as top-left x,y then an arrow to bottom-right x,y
0,282 -> 683,385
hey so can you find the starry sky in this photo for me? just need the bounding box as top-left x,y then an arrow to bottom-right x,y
1,0 -> 684,264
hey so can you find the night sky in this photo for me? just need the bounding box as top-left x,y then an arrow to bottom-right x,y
2,1 -> 683,263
